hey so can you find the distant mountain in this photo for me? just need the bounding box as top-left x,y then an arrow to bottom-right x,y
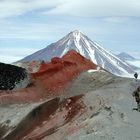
20,30 -> 134,76
117,52 -> 140,70
117,52 -> 136,61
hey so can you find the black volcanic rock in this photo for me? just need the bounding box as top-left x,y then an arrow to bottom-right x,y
0,63 -> 28,90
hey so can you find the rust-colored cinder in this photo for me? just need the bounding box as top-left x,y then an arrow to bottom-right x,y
0,50 -> 96,104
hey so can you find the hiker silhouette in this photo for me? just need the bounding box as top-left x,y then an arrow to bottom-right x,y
134,72 -> 138,79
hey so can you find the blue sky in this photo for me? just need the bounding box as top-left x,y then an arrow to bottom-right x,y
0,0 -> 140,63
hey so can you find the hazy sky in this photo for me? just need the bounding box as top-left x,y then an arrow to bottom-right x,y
0,0 -> 140,63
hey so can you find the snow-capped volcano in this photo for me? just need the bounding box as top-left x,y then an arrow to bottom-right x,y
117,52 -> 136,61
20,30 -> 134,76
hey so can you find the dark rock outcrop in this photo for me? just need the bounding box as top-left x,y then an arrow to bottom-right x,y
0,63 -> 28,90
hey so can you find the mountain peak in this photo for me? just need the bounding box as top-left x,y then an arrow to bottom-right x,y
117,52 -> 136,61
69,30 -> 83,38
64,30 -> 84,44
72,30 -> 82,34
20,30 -> 135,76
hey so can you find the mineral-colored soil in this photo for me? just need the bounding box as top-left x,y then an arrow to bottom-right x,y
0,51 -> 140,140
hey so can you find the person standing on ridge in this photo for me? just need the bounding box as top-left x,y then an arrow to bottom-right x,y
134,72 -> 138,80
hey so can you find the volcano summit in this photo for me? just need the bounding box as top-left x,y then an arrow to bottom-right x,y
20,30 -> 134,76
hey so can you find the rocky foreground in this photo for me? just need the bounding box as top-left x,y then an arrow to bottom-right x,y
0,51 -> 140,140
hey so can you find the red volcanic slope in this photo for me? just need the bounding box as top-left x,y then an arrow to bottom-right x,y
0,50 -> 97,103
32,50 -> 97,93
0,51 -> 97,140
4,95 -> 85,140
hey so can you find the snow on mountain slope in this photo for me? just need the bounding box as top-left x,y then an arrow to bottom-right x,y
20,30 -> 134,76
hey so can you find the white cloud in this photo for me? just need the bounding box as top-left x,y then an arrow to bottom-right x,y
103,17 -> 129,23
0,0 -> 63,19
0,0 -> 140,19
43,0 -> 140,17
0,47 -> 38,63
0,19 -> 106,40
0,47 -> 38,57
0,55 -> 21,63
0,23 -> 66,40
